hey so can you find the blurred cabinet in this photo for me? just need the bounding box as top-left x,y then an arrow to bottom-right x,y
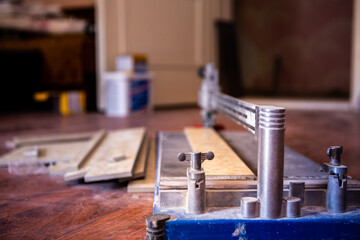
96,0 -> 232,109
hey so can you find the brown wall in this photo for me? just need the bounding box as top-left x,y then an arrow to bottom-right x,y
236,0 -> 353,98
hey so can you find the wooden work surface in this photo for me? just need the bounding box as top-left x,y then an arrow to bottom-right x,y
184,127 -> 255,179
0,108 -> 359,239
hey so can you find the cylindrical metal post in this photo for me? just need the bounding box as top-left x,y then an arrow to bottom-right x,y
257,106 -> 285,219
284,197 -> 301,218
241,197 -> 260,218
327,175 -> 347,212
190,152 -> 202,170
187,169 -> 206,214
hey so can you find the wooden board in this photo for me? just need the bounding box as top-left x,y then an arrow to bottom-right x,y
6,131 -> 98,148
0,130 -> 106,176
0,141 -> 85,167
64,127 -> 147,182
184,127 -> 255,179
118,134 -> 150,183
84,127 -> 146,182
127,137 -> 156,193
131,134 -> 150,179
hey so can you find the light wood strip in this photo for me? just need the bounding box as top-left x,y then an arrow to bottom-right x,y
84,127 -> 146,182
6,131 -> 98,148
184,127 -> 255,179
0,141 -> 86,167
118,134 -> 150,183
127,138 -> 156,193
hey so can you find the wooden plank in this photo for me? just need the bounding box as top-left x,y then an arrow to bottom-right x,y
118,134 -> 150,183
0,141 -> 86,167
6,131 -> 98,148
0,130 -> 106,176
64,128 -> 147,182
127,137 -> 156,193
184,127 -> 255,179
48,130 -> 107,175
82,127 -> 146,182
132,134 -> 150,179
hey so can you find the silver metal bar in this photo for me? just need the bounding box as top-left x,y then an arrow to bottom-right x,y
257,106 -> 285,218
213,93 -> 258,134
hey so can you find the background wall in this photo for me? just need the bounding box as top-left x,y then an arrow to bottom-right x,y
22,0 -> 94,9
236,0 -> 353,99
96,0 -> 232,109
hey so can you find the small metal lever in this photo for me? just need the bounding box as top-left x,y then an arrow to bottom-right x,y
177,151 -> 214,214
322,146 -> 347,213
177,151 -> 214,170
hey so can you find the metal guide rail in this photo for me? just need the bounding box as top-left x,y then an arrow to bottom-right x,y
213,93 -> 258,134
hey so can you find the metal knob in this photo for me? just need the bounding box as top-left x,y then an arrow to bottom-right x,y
177,151 -> 214,170
327,146 -> 343,166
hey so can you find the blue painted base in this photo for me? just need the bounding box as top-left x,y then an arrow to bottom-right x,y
165,218 -> 360,240
154,205 -> 360,239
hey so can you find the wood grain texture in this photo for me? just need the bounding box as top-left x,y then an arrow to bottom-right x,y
0,108 -> 359,239
127,137 -> 156,193
0,130 -> 106,174
84,127 -> 146,182
132,134 -> 150,179
6,131 -> 97,148
64,128 -> 146,182
0,141 -> 86,167
184,127 -> 255,179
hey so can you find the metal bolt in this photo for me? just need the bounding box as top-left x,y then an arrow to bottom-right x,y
146,214 -> 171,240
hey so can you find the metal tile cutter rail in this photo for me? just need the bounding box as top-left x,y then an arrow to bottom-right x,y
146,63 -> 360,240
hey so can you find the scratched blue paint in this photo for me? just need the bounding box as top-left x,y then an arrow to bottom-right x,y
161,217 -> 360,240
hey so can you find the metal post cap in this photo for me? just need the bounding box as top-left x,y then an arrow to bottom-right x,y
327,146 -> 343,166
146,214 -> 171,229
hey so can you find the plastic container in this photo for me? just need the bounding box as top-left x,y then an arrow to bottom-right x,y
104,72 -> 152,117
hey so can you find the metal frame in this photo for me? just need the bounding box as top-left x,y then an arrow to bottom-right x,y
199,63 -> 285,218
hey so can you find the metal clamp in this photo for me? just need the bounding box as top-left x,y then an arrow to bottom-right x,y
321,146 -> 347,213
177,151 -> 214,214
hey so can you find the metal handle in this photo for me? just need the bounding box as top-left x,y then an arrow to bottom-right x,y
177,151 -> 214,170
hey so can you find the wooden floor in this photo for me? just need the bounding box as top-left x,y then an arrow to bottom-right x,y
0,108 -> 359,239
